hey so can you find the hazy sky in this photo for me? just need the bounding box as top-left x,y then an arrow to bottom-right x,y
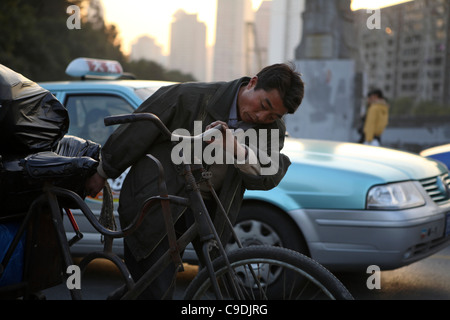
101,0 -> 412,55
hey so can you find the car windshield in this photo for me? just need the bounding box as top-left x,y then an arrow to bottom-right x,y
134,87 -> 159,101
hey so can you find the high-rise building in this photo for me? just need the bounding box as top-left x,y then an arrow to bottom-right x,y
354,0 -> 450,106
169,10 -> 207,81
253,1 -> 271,69
213,0 -> 254,80
130,35 -> 164,66
268,0 -> 303,64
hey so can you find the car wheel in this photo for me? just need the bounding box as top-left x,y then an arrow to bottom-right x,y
226,204 -> 309,255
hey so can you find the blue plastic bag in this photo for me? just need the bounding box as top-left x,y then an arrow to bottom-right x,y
0,222 -> 25,287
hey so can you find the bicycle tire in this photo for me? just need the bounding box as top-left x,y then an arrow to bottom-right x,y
184,246 -> 353,300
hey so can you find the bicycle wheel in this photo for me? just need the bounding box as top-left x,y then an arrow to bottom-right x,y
184,246 -> 353,300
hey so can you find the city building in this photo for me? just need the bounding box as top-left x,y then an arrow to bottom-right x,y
169,10 -> 207,81
354,0 -> 450,108
252,1 -> 271,70
129,35 -> 165,66
268,0 -> 303,64
213,0 -> 254,80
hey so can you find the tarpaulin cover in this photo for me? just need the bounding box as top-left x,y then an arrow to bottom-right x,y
0,65 -> 72,216
0,64 -> 69,156
0,136 -> 100,216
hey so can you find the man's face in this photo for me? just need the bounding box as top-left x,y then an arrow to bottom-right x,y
237,77 -> 288,124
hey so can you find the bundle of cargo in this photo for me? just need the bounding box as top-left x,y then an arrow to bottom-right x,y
0,65 -> 100,294
0,65 -> 101,215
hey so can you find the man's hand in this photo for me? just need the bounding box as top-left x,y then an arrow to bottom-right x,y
205,120 -> 229,147
205,121 -> 247,159
85,172 -> 107,197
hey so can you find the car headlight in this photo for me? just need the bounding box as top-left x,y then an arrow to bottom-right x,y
367,181 -> 425,210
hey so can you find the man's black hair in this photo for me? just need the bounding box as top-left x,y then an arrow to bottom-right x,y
255,63 -> 305,114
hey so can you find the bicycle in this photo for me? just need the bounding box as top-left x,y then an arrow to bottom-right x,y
0,112 -> 353,300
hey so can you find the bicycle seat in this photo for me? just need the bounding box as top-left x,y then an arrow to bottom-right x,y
21,151 -> 98,180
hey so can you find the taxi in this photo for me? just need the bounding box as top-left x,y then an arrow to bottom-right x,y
41,58 -> 175,255
40,58 -> 450,271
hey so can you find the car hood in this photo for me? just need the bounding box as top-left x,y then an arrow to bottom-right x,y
283,138 -> 445,180
273,138 -> 446,210
420,144 -> 450,169
420,144 -> 450,157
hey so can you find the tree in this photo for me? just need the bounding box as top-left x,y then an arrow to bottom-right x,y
124,60 -> 196,82
0,0 -> 126,81
0,0 -> 196,82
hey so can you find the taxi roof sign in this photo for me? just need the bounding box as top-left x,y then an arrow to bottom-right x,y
66,57 -> 123,79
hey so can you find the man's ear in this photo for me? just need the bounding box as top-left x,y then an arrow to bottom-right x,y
247,76 -> 258,89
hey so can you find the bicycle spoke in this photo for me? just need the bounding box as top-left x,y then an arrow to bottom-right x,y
184,246 -> 353,300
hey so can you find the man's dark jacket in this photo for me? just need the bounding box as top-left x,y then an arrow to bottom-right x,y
100,78 -> 291,261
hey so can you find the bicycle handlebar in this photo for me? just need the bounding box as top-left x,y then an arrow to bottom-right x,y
93,112 -> 225,238
104,113 -> 223,142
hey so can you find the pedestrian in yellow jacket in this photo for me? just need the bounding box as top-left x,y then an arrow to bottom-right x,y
363,89 -> 389,146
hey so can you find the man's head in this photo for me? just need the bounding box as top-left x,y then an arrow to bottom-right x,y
237,63 -> 304,124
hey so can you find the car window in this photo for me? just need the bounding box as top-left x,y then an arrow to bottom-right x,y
65,94 -> 135,145
134,87 -> 159,101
